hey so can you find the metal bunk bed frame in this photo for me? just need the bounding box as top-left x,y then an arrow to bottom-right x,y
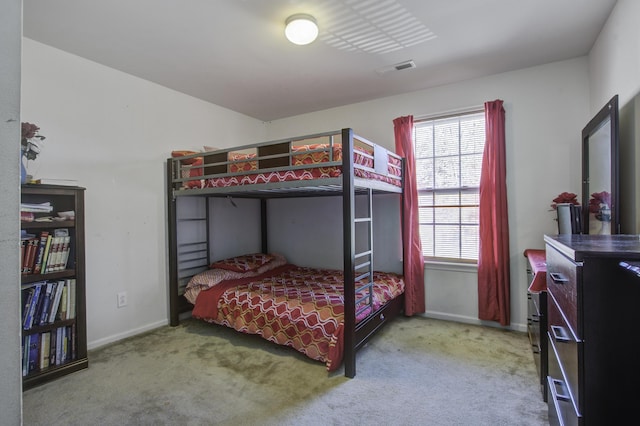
166,128 -> 405,378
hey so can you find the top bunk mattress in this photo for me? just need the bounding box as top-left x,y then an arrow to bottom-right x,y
169,129 -> 403,196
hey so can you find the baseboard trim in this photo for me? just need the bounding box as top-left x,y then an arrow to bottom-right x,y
87,319 -> 168,350
420,310 -> 527,333
87,312 -> 527,351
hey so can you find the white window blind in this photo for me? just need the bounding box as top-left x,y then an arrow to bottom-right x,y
414,111 -> 485,262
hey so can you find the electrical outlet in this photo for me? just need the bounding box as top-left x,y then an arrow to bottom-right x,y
117,291 -> 128,308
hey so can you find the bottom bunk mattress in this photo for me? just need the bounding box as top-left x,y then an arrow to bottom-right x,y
184,253 -> 405,372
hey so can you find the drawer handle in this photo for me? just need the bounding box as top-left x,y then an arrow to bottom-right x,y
550,378 -> 571,402
551,325 -> 570,343
549,272 -> 569,284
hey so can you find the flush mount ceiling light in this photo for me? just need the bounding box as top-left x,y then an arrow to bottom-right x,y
285,14 -> 318,45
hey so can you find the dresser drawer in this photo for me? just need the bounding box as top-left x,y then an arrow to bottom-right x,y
548,292 -> 580,416
545,245 -> 580,338
547,375 -> 579,426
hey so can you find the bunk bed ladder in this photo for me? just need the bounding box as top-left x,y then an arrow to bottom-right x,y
354,191 -> 374,320
342,128 -> 375,378
167,160 -> 211,326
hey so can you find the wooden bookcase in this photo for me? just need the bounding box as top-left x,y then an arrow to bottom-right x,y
20,184 -> 88,390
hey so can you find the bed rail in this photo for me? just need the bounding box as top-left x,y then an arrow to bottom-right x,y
167,128 -> 402,198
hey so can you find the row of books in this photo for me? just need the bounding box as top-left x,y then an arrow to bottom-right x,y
20,229 -> 71,275
22,279 -> 76,330
22,325 -> 76,377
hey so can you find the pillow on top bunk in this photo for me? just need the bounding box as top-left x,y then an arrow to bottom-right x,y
171,150 -> 201,165
210,253 -> 282,273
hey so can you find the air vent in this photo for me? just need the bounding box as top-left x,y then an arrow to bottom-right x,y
395,60 -> 416,71
375,60 -> 416,75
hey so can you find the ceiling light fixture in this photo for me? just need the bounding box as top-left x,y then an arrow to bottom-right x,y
285,14 -> 318,45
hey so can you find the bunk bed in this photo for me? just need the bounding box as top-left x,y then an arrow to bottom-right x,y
166,128 -> 405,378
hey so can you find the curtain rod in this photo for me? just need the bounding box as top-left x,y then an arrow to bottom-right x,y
415,104 -> 484,123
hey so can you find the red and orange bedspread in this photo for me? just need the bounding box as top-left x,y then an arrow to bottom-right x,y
184,254 -> 404,372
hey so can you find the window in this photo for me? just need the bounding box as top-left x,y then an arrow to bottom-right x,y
414,111 -> 485,262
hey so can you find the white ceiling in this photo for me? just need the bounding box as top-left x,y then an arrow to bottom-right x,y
23,0 -> 617,122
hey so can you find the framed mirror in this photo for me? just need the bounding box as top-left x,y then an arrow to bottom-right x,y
582,94 -> 619,234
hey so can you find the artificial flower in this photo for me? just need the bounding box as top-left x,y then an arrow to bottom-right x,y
21,122 -> 46,161
550,192 -> 579,210
589,191 -> 611,214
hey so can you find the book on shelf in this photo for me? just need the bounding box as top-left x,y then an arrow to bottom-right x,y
43,236 -> 61,274
39,331 -> 51,370
43,229 -> 70,273
39,234 -> 54,274
37,282 -> 55,326
27,333 -> 40,374
32,231 -> 50,274
23,283 -> 43,330
34,178 -> 79,187
56,235 -> 72,271
21,237 -> 39,274
67,279 -> 76,319
22,336 -> 30,376
21,288 -> 35,328
48,281 -> 65,324
58,283 -> 69,321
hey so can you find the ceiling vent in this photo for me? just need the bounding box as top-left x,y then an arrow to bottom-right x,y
375,60 -> 416,75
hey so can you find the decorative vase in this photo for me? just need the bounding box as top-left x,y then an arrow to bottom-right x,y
20,155 -> 27,184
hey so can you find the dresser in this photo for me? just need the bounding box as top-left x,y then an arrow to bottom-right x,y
544,234 -> 640,425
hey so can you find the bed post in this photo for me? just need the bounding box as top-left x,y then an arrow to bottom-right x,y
260,198 -> 268,253
167,159 -> 180,326
342,128 -> 356,378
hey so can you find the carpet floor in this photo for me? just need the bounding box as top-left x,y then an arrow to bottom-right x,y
23,316 -> 548,425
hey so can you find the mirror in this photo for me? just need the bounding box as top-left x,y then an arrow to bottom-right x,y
582,95 -> 619,234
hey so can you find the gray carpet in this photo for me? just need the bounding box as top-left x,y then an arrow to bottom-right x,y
23,316 -> 548,425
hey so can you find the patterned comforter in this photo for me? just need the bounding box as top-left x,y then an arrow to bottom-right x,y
186,264 -> 404,371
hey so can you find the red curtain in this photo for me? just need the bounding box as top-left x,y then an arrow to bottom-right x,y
393,115 -> 425,316
478,100 -> 510,326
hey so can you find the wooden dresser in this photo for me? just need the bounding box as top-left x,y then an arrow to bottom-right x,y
544,234 -> 640,425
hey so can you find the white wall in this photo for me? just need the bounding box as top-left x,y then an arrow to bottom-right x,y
268,194 -> 403,274
0,0 -> 23,422
267,57 -> 591,331
588,0 -> 640,112
21,38 -> 266,348
589,0 -> 640,234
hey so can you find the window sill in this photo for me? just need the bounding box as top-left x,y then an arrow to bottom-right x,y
425,260 -> 478,273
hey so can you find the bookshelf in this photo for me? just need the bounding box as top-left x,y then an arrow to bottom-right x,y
20,184 -> 88,390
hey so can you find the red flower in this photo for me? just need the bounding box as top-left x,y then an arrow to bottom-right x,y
588,191 -> 611,214
550,192 -> 579,210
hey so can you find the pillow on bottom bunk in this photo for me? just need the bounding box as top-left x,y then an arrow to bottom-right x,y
184,253 -> 287,304
210,253 -> 278,272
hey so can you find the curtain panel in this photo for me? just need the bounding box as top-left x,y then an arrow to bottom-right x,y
393,115 -> 425,316
477,100 -> 510,326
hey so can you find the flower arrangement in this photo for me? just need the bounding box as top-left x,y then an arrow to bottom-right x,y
589,191 -> 611,221
550,192 -> 580,210
21,122 -> 46,161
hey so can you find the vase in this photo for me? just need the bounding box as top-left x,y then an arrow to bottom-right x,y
20,155 -> 27,184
